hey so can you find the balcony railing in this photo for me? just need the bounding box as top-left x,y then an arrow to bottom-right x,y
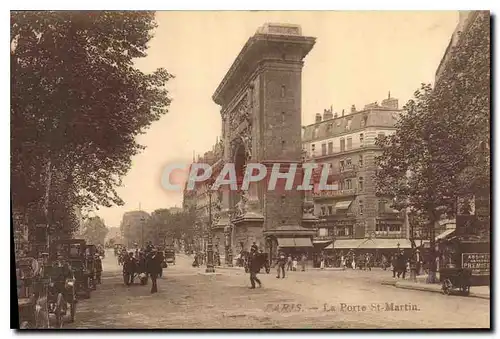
374,231 -> 403,238
322,212 -> 356,220
340,164 -> 356,173
378,211 -> 403,219
313,188 -> 356,199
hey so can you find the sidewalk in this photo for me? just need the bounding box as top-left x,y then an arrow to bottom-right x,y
381,275 -> 490,300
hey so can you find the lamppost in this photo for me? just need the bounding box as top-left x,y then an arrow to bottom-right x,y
205,185 -> 215,273
140,217 -> 145,248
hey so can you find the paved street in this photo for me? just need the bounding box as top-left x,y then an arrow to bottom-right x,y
68,250 -> 490,329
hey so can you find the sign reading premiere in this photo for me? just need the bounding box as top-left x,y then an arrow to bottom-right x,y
462,253 -> 490,276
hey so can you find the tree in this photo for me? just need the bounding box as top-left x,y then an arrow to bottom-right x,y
11,11 -> 173,239
375,84 -> 458,282
81,216 -> 108,245
375,12 -> 491,282
431,12 -> 490,202
145,208 -> 197,247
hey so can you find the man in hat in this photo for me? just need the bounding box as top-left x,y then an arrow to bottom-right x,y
247,245 -> 262,289
276,247 -> 287,279
146,247 -> 162,293
95,253 -> 103,284
123,252 -> 136,285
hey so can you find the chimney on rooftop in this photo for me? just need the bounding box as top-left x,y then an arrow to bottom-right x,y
315,113 -> 322,123
351,105 -> 356,113
323,107 -> 333,120
341,109 -> 345,117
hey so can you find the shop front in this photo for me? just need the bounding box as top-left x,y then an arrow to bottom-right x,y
264,225 -> 316,266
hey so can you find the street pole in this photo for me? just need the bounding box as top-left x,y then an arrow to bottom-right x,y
141,217 -> 144,249
205,188 -> 215,273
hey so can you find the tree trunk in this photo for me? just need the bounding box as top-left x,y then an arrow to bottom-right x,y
427,210 -> 438,284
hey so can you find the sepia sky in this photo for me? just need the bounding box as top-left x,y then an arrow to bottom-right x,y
97,10 -> 459,228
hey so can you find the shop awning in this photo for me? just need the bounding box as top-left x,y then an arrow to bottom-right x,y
358,239 -> 377,249
325,239 -> 364,249
371,239 -> 411,249
277,238 -> 296,247
313,240 -> 333,244
294,238 -> 313,247
436,229 -> 455,241
335,200 -> 353,210
324,238 -> 411,250
277,238 -> 313,247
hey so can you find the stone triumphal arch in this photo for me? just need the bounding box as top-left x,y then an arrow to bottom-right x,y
211,23 -> 318,260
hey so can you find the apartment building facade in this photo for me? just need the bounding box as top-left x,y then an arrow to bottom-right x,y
302,95 -> 410,251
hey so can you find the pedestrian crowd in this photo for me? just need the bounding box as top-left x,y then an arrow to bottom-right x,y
116,241 -> 164,294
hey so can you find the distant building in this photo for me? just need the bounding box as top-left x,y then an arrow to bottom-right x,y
302,95 -> 410,252
182,141 -> 224,253
120,210 -> 150,248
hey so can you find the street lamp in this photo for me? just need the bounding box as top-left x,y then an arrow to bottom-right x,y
140,217 -> 145,248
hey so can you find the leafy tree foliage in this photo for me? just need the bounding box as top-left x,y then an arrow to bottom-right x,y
145,207 -> 197,246
432,12 -> 490,194
11,11 -> 173,239
81,216 -> 108,245
375,12 -> 490,279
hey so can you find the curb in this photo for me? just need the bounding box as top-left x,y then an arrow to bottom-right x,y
392,281 -> 490,300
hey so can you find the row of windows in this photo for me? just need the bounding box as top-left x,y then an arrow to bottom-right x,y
318,226 -> 353,237
375,224 -> 402,233
310,132 -> 386,156
318,199 -> 395,217
318,223 -> 402,237
313,116 -> 370,139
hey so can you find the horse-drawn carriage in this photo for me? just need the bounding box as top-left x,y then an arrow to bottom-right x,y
122,252 -> 148,286
439,235 -> 490,296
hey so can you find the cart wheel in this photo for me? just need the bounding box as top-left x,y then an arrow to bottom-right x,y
462,285 -> 471,296
442,279 -> 452,295
54,293 -> 65,328
69,297 -> 76,323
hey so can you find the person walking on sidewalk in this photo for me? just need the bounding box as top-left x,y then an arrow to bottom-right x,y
146,248 -> 162,293
276,249 -> 287,278
286,255 -> 292,271
300,253 -> 307,271
291,257 -> 298,271
248,246 -> 262,289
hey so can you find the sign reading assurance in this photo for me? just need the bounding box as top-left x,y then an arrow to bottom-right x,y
462,253 -> 490,276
